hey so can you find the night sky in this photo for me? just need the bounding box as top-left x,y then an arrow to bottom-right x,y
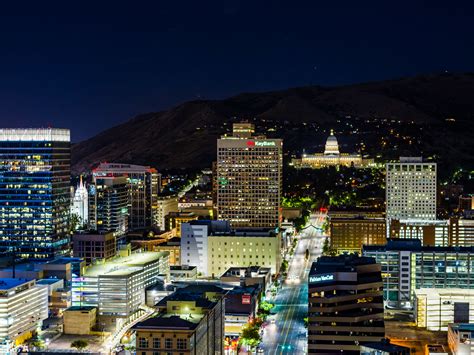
1,1 -> 473,142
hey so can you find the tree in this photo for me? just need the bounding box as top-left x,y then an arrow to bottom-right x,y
240,324 -> 261,350
322,237 -> 330,255
30,340 -> 45,350
259,301 -> 275,314
71,340 -> 88,351
280,259 -> 288,273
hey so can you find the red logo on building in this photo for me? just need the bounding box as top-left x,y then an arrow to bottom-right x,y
246,141 -> 255,147
242,294 -> 251,304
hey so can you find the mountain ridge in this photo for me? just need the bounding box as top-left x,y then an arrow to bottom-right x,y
72,72 -> 474,173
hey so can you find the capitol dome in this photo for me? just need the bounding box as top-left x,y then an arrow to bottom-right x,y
324,130 -> 340,155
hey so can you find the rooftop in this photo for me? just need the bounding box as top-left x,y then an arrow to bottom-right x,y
36,278 -> 63,285
135,315 -> 201,330
83,251 -> 168,277
310,254 -> 377,275
362,340 -> 410,352
363,238 -> 474,253
0,278 -> 32,290
450,323 -> 474,335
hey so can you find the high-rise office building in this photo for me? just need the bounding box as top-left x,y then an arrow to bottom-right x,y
92,163 -> 160,230
0,128 -> 71,259
217,122 -> 282,228
308,255 -> 385,354
88,175 -> 128,242
386,157 -> 437,221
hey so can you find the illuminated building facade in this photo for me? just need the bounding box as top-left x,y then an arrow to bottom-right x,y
0,128 -> 71,259
88,175 -> 128,243
363,239 -> 474,309
292,130 -> 373,168
308,255 -> 385,354
92,163 -> 160,230
71,251 -> 169,317
386,157 -> 437,221
0,278 -> 48,351
217,122 -> 282,228
328,211 -> 386,253
415,288 -> 474,331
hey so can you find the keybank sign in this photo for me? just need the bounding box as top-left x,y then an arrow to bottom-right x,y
309,274 -> 334,283
247,140 -> 276,147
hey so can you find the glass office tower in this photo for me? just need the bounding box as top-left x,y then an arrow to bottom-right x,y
0,128 -> 71,259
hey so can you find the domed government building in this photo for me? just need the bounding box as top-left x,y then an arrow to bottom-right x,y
292,130 -> 373,168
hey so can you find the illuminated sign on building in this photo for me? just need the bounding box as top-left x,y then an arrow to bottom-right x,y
309,274 -> 334,283
246,140 -> 276,147
242,294 -> 251,304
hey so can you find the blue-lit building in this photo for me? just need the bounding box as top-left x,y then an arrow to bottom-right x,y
0,128 -> 71,259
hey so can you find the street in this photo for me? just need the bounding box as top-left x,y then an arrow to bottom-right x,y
261,212 -> 326,354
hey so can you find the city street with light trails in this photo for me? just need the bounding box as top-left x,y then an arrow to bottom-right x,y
261,212 -> 327,354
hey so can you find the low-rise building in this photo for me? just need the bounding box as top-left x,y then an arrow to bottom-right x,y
36,278 -> 71,315
72,231 -> 116,264
0,279 -> 48,352
63,306 -> 97,335
170,265 -> 198,281
224,285 -> 260,336
154,237 -> 181,265
208,229 -> 281,277
448,323 -> 474,355
415,288 -> 474,331
220,266 -> 271,292
328,211 -> 386,253
156,196 -> 179,231
165,211 -> 198,236
180,220 -> 231,276
135,284 -> 225,354
71,251 -> 169,327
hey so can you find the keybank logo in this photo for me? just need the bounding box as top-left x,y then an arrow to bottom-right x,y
246,140 -> 276,147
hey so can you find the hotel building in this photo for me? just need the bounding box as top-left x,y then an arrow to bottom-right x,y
0,279 -> 48,351
0,128 -> 71,259
216,122 -> 282,228
92,163 -> 160,230
308,255 -> 385,354
386,157 -> 437,222
135,284 -> 225,355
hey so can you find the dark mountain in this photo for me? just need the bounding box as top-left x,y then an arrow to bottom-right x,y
72,73 -> 474,173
